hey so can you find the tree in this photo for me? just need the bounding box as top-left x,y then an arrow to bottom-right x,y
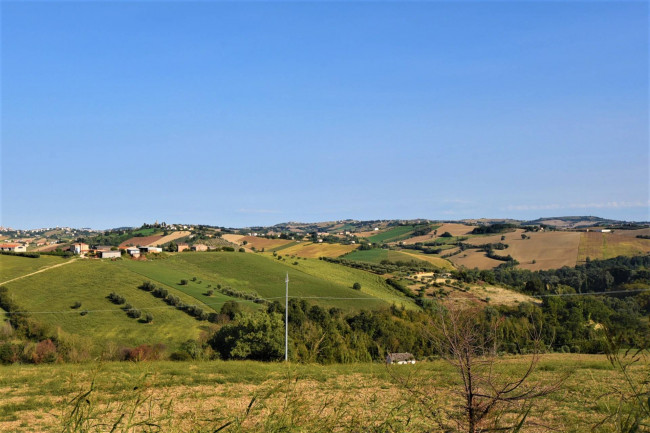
208,312 -> 284,361
220,300 -> 241,320
440,232 -> 453,238
352,282 -> 361,291
392,305 -> 564,433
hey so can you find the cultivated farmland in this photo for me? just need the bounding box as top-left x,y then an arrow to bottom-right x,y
273,242 -> 358,258
153,230 -> 191,245
119,234 -> 165,247
577,229 -> 650,262
464,230 -> 582,270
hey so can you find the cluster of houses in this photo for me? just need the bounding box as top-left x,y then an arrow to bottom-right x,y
0,243 -> 28,253
66,242 -> 210,258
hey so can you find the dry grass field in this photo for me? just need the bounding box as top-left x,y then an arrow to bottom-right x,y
32,243 -> 69,252
222,234 -> 244,244
273,242 -> 359,258
119,234 -> 164,247
235,236 -> 294,251
400,251 -> 455,270
0,355 -> 644,432
435,223 -> 476,237
577,229 -> 650,262
460,230 -> 581,270
154,231 -> 191,245
449,251 -> 503,269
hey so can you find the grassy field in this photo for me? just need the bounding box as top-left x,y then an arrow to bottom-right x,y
0,255 -> 71,283
2,259 -> 206,350
0,354 -> 644,432
367,225 -> 417,243
273,242 -> 358,258
342,249 -> 454,270
578,230 -> 650,262
0,253 -> 416,353
156,252 -> 414,310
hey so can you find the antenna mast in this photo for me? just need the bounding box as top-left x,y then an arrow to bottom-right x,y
285,272 -> 289,362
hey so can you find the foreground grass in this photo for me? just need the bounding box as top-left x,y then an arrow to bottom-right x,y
0,354 -> 644,432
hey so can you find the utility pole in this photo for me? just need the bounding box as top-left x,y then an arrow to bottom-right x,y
285,272 -> 289,362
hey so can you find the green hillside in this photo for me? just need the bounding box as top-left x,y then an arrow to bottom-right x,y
0,253 -> 416,352
2,259 -> 206,350
0,255 -> 70,283
367,225 -> 416,243
118,252 -> 415,311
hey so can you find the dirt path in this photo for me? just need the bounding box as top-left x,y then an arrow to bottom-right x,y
0,259 -> 78,285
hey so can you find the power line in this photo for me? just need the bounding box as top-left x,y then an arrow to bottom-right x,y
2,289 -> 646,316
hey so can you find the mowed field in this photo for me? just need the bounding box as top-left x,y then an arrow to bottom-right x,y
153,231 -> 191,245
0,255 -> 71,283
233,236 -> 294,251
120,252 -> 415,310
462,230 -> 582,270
1,258 -> 207,350
119,234 -> 164,247
273,242 -> 358,258
0,355 -> 643,432
577,229 -> 650,262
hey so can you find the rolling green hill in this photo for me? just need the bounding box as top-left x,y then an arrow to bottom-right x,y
0,252 -> 416,352
118,252 -> 415,310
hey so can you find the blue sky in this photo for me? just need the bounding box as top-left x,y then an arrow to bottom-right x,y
1,1 -> 648,229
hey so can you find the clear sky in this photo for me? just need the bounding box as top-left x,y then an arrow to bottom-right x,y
1,1 -> 648,229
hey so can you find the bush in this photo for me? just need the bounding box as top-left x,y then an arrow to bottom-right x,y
205,289 -> 214,296
107,292 -> 126,305
352,282 -> 361,290
180,279 -> 188,285
71,301 -> 82,309
138,281 -> 156,291
238,248 -> 245,253
127,309 -> 141,319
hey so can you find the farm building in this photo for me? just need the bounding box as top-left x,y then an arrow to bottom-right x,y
126,247 -> 140,257
69,243 -> 90,254
140,246 -> 162,253
99,250 -> 121,259
386,353 -> 416,365
191,244 -> 208,251
177,243 -> 189,252
0,243 -> 27,253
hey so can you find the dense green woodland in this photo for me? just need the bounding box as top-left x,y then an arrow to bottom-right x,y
0,255 -> 648,364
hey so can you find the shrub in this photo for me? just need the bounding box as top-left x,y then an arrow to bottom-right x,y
191,277 -> 197,282
138,281 -> 156,291
205,289 -> 214,296
238,248 -> 245,252
352,282 -> 361,290
180,280 -> 188,285
32,339 -> 58,363
71,301 -> 82,309
80,310 -> 88,316
144,312 -> 154,323
107,292 -> 126,305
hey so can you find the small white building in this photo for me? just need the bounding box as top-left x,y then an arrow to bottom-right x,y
100,250 -> 121,259
70,243 -> 90,254
126,247 -> 140,257
386,353 -> 416,365
140,246 -> 162,253
0,243 -> 27,253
